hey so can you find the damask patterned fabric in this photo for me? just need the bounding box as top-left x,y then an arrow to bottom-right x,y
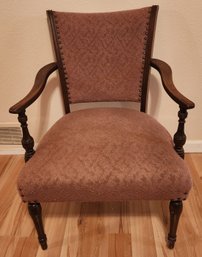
52,7 -> 154,103
18,108 -> 191,202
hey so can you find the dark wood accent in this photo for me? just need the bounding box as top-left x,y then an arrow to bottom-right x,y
140,5 -> 159,112
150,58 -> 195,109
47,10 -> 71,114
28,202 -> 47,250
18,111 -> 35,162
167,200 -> 183,249
9,62 -> 58,162
174,107 -> 188,159
150,58 -> 195,158
9,62 -> 58,114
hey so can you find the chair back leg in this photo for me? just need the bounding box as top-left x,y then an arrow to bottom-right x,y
167,200 -> 183,249
28,202 -> 47,250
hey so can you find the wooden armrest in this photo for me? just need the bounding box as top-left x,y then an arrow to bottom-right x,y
150,58 -> 195,109
9,62 -> 58,114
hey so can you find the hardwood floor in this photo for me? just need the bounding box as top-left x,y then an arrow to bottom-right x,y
0,154 -> 201,257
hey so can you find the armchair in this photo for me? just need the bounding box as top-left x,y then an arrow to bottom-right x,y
9,5 -> 195,250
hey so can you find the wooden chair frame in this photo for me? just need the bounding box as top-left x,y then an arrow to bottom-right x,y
9,59 -> 194,250
9,6 -> 195,250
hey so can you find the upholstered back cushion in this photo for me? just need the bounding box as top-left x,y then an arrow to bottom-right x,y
52,7 -> 156,103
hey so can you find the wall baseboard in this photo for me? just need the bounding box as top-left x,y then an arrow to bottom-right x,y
184,140 -> 202,153
0,140 -> 201,155
0,145 -> 24,155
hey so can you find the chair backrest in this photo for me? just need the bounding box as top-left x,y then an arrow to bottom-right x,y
47,6 -> 158,113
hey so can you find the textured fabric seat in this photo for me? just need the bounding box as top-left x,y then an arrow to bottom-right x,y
18,108 -> 191,202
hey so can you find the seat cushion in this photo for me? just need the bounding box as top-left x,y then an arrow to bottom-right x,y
18,108 -> 192,202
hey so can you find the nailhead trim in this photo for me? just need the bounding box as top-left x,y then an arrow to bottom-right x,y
53,12 -> 72,103
138,7 -> 152,101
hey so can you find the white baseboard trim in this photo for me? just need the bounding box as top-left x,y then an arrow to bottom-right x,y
0,145 -> 24,155
184,140 -> 202,153
0,141 -> 201,155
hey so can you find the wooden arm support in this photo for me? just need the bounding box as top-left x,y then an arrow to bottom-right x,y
150,58 -> 195,158
173,107 -> 188,159
18,110 -> 35,162
9,62 -> 58,162
150,58 -> 195,110
9,62 -> 58,114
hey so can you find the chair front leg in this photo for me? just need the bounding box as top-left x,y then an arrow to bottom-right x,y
167,200 -> 183,249
28,202 -> 47,250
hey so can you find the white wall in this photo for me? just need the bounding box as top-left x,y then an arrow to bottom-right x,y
0,0 -> 201,146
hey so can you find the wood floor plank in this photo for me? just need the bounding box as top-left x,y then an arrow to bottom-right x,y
108,233 -> 132,257
76,202 -> 106,257
0,156 -> 24,235
189,153 -> 202,179
60,202 -> 81,257
0,154 -> 202,257
185,155 -> 202,236
0,236 -> 15,257
35,203 -> 69,257
12,237 -> 39,257
130,200 -> 157,257
0,155 -> 12,177
149,200 -> 174,257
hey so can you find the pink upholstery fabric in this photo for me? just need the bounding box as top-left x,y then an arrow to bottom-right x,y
18,108 -> 192,202
53,7 -> 154,103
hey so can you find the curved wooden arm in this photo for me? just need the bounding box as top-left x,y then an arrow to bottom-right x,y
150,58 -> 195,109
9,62 -> 58,114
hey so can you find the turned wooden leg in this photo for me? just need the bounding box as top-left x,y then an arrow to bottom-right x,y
18,111 -> 35,162
173,107 -> 188,159
167,200 -> 183,249
28,202 -> 47,250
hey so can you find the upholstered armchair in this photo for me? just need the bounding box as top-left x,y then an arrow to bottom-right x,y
9,5 -> 195,250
